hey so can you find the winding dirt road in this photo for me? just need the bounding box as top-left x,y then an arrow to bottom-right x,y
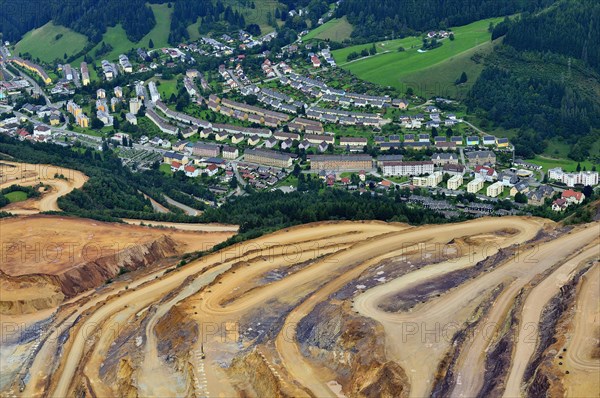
352,217 -> 547,398
563,262 -> 600,397
502,239 -> 599,397
0,161 -> 88,213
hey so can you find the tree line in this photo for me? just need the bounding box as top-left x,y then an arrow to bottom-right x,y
1,0 -> 155,44
335,0 -> 554,43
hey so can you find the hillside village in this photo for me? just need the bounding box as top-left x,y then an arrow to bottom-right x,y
0,17 -> 598,219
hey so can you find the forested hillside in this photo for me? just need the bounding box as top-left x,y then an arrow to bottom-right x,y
468,0 -> 600,161
502,0 -> 600,74
168,1 -> 247,45
0,0 -> 155,44
336,0 -> 553,42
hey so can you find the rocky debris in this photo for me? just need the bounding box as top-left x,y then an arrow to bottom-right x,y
379,247 -> 514,313
475,287 -> 524,398
524,264 -> 593,397
297,301 -> 408,397
0,271 -> 64,315
230,348 -> 289,397
57,235 -> 181,297
429,284 -> 505,398
155,302 -> 198,361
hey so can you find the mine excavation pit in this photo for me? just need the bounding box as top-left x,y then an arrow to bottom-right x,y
1,217 -> 598,398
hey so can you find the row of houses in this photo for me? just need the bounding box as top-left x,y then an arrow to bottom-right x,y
288,117 -> 324,134
162,151 -> 223,178
263,136 -> 329,153
9,57 -> 51,84
155,101 -> 211,129
199,128 -> 262,146
552,189 -> 585,211
243,85 -> 306,115
210,123 -> 272,138
208,95 -> 290,125
146,109 -> 179,135
305,106 -> 383,127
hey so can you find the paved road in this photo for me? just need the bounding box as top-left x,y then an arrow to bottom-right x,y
11,68 -> 51,105
164,194 -> 202,216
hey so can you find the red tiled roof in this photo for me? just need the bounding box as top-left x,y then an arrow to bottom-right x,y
562,189 -> 582,200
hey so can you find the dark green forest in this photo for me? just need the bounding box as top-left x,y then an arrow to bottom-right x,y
168,1 -> 246,45
0,135 -> 211,222
467,47 -> 600,160
0,0 -> 155,44
336,0 -> 553,42
468,0 -> 600,161
502,0 -> 600,74
201,189 -> 457,245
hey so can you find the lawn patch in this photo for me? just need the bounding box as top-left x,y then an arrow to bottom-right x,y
4,190 -> 28,203
304,17 -> 354,42
15,22 -> 88,63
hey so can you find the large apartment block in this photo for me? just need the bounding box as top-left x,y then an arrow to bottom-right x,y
244,149 -> 293,168
80,62 -> 90,86
466,150 -> 496,166
308,155 -> 373,172
192,143 -> 220,158
447,174 -> 463,190
381,161 -> 434,177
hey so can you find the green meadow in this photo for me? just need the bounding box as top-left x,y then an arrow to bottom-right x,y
332,17 -> 505,97
72,3 -> 172,66
304,17 -> 354,42
15,22 -> 88,63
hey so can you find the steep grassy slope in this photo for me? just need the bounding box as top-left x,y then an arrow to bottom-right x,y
14,22 -> 89,63
304,17 -> 354,42
332,17 -> 503,94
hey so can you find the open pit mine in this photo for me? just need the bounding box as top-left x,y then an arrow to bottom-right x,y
1,191 -> 598,397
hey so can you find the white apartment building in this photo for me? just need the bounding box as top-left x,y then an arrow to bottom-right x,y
447,174 -> 463,190
467,178 -> 484,193
382,161 -> 434,177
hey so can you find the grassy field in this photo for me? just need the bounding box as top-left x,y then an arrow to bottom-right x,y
304,17 -> 354,42
400,39 -> 500,99
332,17 -> 504,97
187,18 -> 202,41
159,163 -> 173,176
151,78 -> 179,99
72,3 -> 172,66
4,191 -> 28,203
15,22 -> 88,63
526,156 -> 597,173
225,0 -> 281,34
142,3 -> 172,49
